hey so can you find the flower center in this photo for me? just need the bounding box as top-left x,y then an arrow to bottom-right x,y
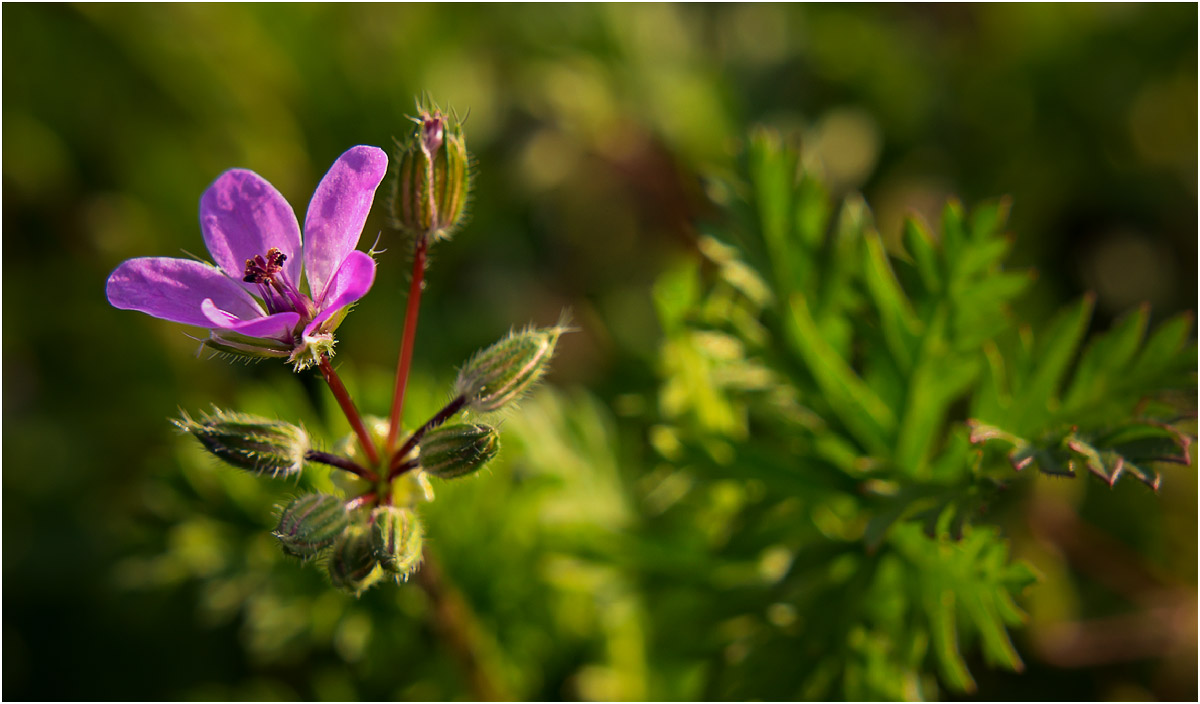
243,248 -> 314,319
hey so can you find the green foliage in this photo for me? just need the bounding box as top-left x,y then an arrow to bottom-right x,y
646,129 -> 1195,698
969,299 -> 1194,489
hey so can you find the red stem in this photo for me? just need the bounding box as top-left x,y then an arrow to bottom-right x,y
317,355 -> 380,467
386,236 -> 428,452
305,450 -> 378,482
388,395 -> 467,476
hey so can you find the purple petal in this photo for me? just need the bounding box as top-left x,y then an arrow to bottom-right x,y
200,168 -> 302,288
303,146 -> 388,301
201,300 -> 299,340
107,257 -> 262,327
304,250 -> 376,337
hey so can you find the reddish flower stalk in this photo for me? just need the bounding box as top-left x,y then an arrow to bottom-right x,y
305,450 -> 378,482
389,394 -> 466,476
386,235 -> 429,452
317,354 -> 380,466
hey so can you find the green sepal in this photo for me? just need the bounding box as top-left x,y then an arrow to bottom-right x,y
273,493 -> 351,558
370,506 -> 424,578
202,331 -> 292,361
328,525 -> 383,596
419,423 -> 500,479
454,317 -> 569,413
173,408 -> 310,478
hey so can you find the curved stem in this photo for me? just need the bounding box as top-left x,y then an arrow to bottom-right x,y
388,395 -> 466,476
317,355 -> 380,466
415,546 -> 509,701
386,235 -> 429,452
305,450 -> 378,482
391,458 -> 419,478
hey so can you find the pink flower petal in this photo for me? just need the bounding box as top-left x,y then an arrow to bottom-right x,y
200,169 -> 302,289
106,257 -> 262,327
303,146 -> 388,301
304,250 -> 376,337
201,299 -> 299,340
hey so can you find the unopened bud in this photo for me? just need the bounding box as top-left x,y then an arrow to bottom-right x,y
419,423 -> 500,479
274,493 -> 350,558
173,408 -> 309,477
454,321 -> 568,413
370,506 -> 423,577
391,99 -> 470,241
327,525 -> 383,595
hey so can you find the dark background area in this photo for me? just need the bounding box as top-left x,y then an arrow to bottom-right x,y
4,4 -> 1195,700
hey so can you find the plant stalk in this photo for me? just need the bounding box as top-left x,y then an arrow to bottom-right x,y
317,354 -> 380,467
386,235 -> 429,452
305,450 -> 377,481
389,395 -> 466,476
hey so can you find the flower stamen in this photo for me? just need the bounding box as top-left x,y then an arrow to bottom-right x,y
243,248 -> 314,318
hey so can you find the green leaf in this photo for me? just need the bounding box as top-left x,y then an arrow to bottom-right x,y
940,201 -> 968,281
748,128 -> 808,300
1133,311 -> 1194,376
1006,295 -> 1095,433
862,228 -> 922,372
967,196 -> 1012,245
902,214 -> 942,295
786,294 -> 895,454
1061,304 -> 1149,412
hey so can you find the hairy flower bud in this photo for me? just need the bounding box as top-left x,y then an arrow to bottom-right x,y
328,525 -> 383,595
391,99 -> 470,241
370,506 -> 423,577
453,321 -> 569,413
173,408 -> 309,477
419,423 -> 500,479
274,493 -> 351,558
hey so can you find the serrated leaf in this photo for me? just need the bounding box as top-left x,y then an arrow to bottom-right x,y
749,129 -> 807,299
814,194 -> 867,324
1062,304 -> 1149,412
902,214 -> 942,294
940,201 -> 968,278
1096,421 -> 1191,465
1008,295 -> 1094,433
963,587 -> 1024,671
1132,311 -> 1194,376
967,197 -> 1012,244
956,235 -> 1014,281
862,229 -> 922,371
786,294 -> 895,454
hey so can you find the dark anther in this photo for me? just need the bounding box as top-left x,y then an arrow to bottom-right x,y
242,248 -> 287,284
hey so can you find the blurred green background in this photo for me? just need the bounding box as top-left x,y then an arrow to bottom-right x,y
4,4 -> 1195,700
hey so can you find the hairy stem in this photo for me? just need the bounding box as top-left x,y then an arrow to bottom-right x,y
317,355 -> 380,467
386,235 -> 429,452
305,450 -> 378,481
389,395 -> 466,476
415,546 -> 509,701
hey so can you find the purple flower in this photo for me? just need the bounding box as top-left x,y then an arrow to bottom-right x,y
106,145 -> 388,369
